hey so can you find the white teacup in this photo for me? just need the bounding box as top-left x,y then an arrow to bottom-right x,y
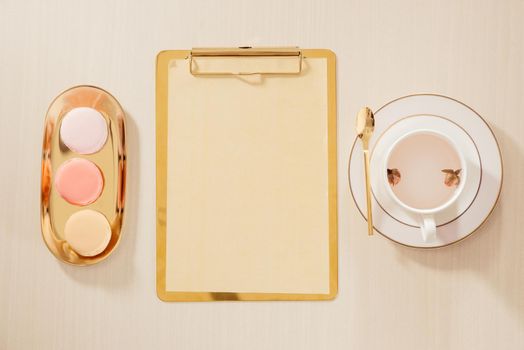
382,129 -> 467,242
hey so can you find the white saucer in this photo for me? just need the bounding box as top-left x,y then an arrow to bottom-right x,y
349,94 -> 503,248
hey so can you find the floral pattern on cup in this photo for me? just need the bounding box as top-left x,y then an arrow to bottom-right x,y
442,169 -> 461,187
387,168 -> 401,186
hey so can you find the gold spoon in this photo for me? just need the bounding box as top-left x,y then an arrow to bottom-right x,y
355,107 -> 375,235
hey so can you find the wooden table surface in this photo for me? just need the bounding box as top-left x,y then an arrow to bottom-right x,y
1,0 -> 523,349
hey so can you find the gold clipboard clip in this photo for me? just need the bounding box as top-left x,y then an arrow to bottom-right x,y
189,47 -> 303,76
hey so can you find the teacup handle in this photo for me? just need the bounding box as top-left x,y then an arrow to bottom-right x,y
420,215 -> 436,242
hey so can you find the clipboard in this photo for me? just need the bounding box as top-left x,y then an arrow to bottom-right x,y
156,47 -> 337,301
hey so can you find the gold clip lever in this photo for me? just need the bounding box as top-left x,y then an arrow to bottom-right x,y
189,47 -> 303,76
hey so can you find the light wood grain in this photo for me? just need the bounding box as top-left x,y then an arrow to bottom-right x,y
0,0 -> 523,349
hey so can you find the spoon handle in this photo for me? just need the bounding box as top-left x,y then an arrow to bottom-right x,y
363,149 -> 374,235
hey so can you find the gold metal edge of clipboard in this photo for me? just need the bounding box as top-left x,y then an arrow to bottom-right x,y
155,48 -> 338,301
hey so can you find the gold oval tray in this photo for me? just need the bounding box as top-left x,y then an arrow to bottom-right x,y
41,85 -> 126,265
